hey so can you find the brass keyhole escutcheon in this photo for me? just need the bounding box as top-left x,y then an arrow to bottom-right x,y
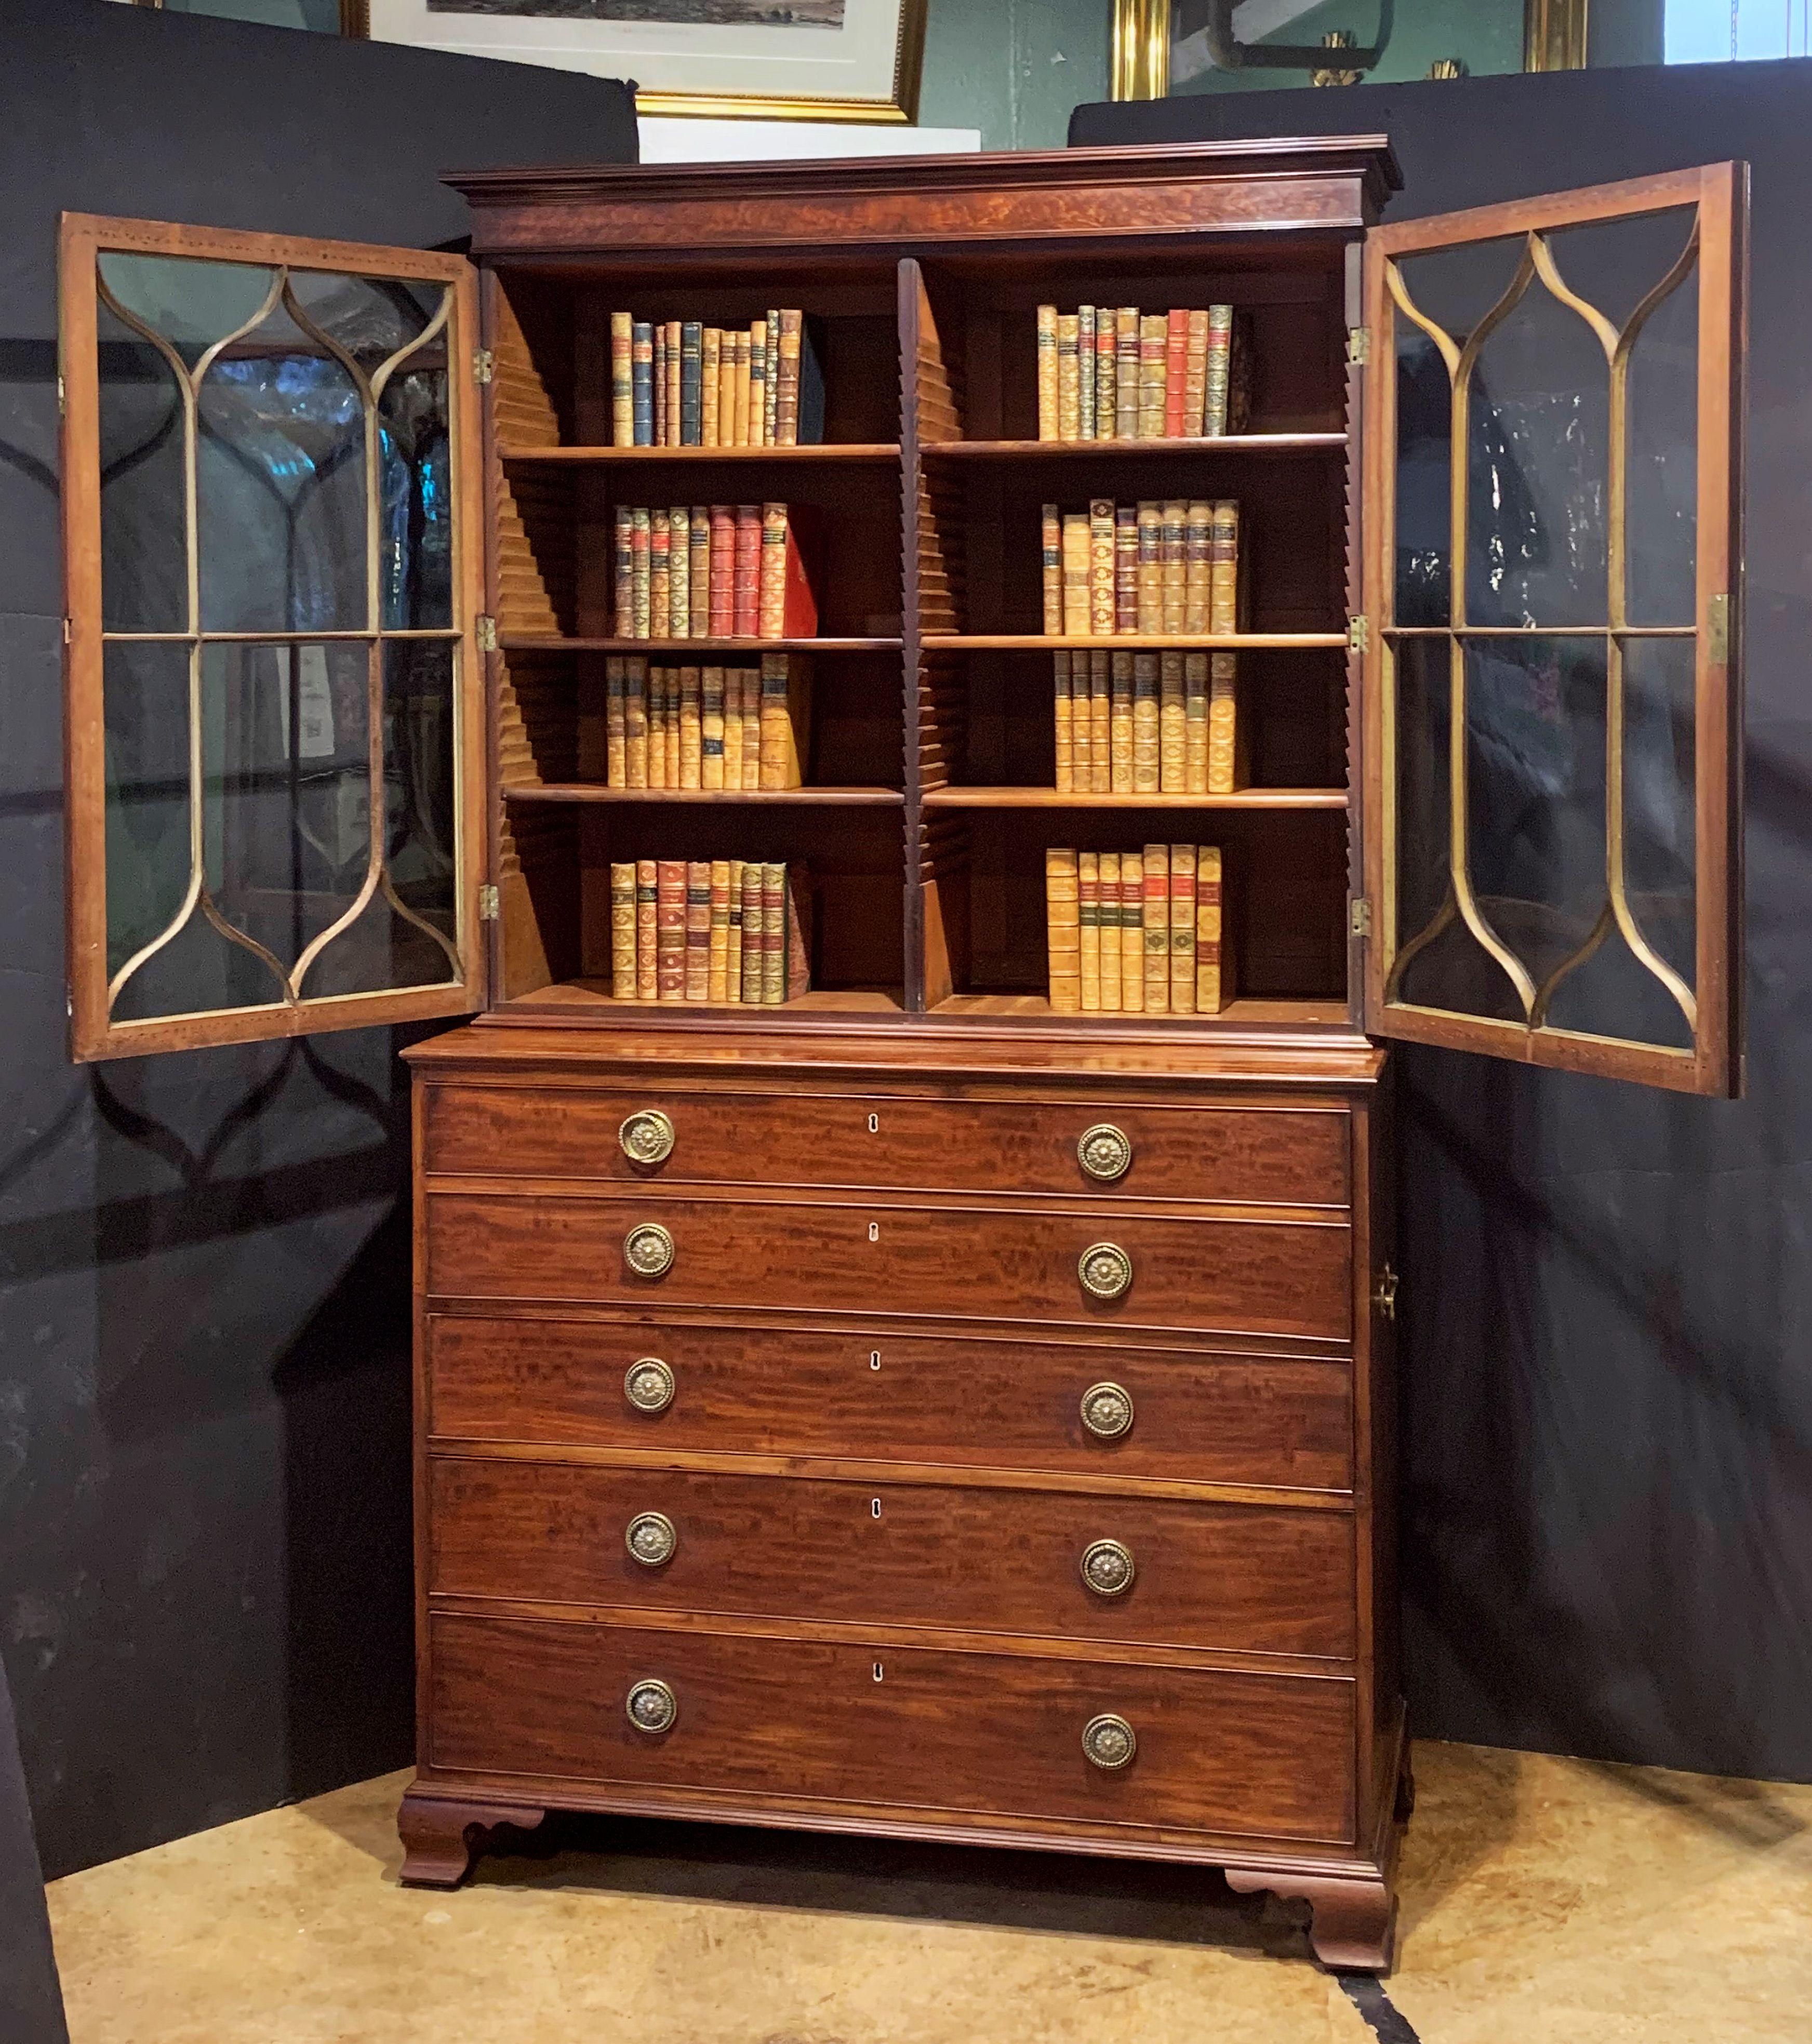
625,1678 -> 678,1735
619,1109 -> 675,1166
1082,1714 -> 1137,1770
1078,1242 -> 1133,1301
624,1222 -> 675,1278
624,1357 -> 675,1414
1079,1382 -> 1134,1440
1077,1124 -> 1133,1183
1080,1538 -> 1136,1598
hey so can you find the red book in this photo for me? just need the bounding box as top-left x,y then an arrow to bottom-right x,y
756,503 -> 820,640
732,503 -> 762,637
1164,309 -> 1189,437
684,859 -> 711,1001
655,859 -> 686,1004
708,503 -> 735,637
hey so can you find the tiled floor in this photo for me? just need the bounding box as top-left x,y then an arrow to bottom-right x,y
46,1740 -> 1812,2042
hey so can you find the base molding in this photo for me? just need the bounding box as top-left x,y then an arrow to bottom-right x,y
1224,1861 -> 1397,1971
397,1789 -> 547,1889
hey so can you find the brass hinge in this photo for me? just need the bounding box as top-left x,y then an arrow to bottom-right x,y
62,617 -> 71,645
478,884 -> 500,921
473,348 -> 495,385
1351,897 -> 1372,939
475,614 -> 498,652
1707,592 -> 1730,664
1372,1263 -> 1398,1321
56,374 -> 65,418
1348,614 -> 1369,654
1347,326 -> 1371,365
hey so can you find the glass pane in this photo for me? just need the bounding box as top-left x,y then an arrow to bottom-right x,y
1393,323 -> 1450,627
379,350 -> 454,631
97,298 -> 187,634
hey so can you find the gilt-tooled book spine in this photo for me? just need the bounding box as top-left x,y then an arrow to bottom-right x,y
1088,498 -> 1116,637
740,667 -> 762,787
1160,649 -> 1185,794
1211,499 -> 1240,635
1077,305 -> 1096,443
1204,304 -> 1234,438
1142,843 -> 1169,1015
1078,850 -> 1100,1012
657,859 -> 686,1002
761,862 -> 787,1006
1057,313 -> 1080,442
1098,850 -> 1122,1012
1052,650 -> 1072,793
668,506 -> 691,641
689,508 -> 711,639
685,860 -> 711,1001
732,504 -> 762,638
732,328 -> 752,447
606,656 -> 628,788
720,669 -> 743,792
652,324 -> 667,446
632,321 -> 654,447
664,321 -> 683,448
1114,503 -> 1138,635
1138,315 -> 1166,440
786,860 -> 812,999
760,652 -> 809,790
1132,652 -> 1159,795
1136,501 -> 1161,635
765,310 -> 781,446
1184,308 -> 1209,438
681,322 -> 702,446
635,858 -> 659,1000
749,319 -> 768,448
701,329 -> 721,447
678,665 -> 702,790
1165,310 -> 1189,438
610,312 -> 634,447
1110,650 -> 1133,793
708,858 -> 731,1002
708,505 -> 735,636
644,666 -> 665,790
1045,847 -> 1080,1013
1061,513 -> 1090,638
739,860 -> 765,1003
1089,650 -> 1110,794
1168,841 -> 1196,1013
610,862 -> 636,999
624,657 -> 648,788
1161,498 -> 1187,636
701,665 -> 725,791
725,857 -> 744,1000
1115,308 -> 1140,442
1184,499 -> 1211,634
1197,844 -> 1230,1012
775,309 -> 802,445
1035,304 -> 1058,441
613,506 -> 634,639
758,503 -> 787,639
1068,649 -> 1091,791
1117,851 -> 1143,1013
1095,309 -> 1117,442
717,333 -> 738,450
1185,651 -> 1209,796
1041,503 -> 1062,635
631,506 -> 651,640
649,510 -> 671,642
1208,651 -> 1238,794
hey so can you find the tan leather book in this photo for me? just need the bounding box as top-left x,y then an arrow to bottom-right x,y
1114,308 -> 1140,440
1185,307 -> 1209,437
1045,847 -> 1081,1013
1089,650 -> 1110,794
678,665 -> 702,790
1110,650 -> 1134,793
624,657 -> 648,789
1114,502 -> 1138,633
1138,314 -> 1166,439
610,862 -> 636,998
1078,850 -> 1101,1013
1061,513 -> 1090,637
1168,841 -> 1196,1013
701,665 -> 725,791
649,507 -> 671,640
631,505 -> 650,638
739,861 -> 765,1003
725,857 -> 744,1001
761,862 -> 787,1006
758,652 -> 810,790
1160,649 -> 1185,794
1211,499 -> 1240,634
740,666 -> 762,789
1184,499 -> 1211,633
610,311 -> 634,446
749,318 -> 768,448
732,328 -> 751,446
1069,649 -> 1092,790
1098,850 -> 1122,1012
717,334 -> 738,450
1136,500 -> 1162,633
1132,651 -> 1160,794
645,665 -> 667,790
1041,503 -> 1062,635
657,859 -> 686,1002
701,329 -> 721,447
1077,305 -> 1097,441
1196,843 -> 1232,1012
1088,498 -> 1116,635
1094,309 -> 1117,442
1185,651 -> 1209,796
1208,651 -> 1241,794
684,860 -> 711,1000
1161,498 -> 1187,635
1141,842 -> 1169,1014
614,504 -> 634,636
721,668 -> 743,792
1204,304 -> 1234,437
688,505 -> 711,638
1036,304 -> 1059,440
635,858 -> 659,1000
1057,313 -> 1080,441
708,858 -> 731,1002
605,656 -> 628,789
1052,650 -> 1073,793
765,309 -> 781,446
1118,851 -> 1143,1013
667,505 -> 690,640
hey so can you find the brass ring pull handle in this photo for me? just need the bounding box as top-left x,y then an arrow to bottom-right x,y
1079,1382 -> 1134,1440
624,1357 -> 675,1413
624,1222 -> 675,1278
619,1110 -> 675,1166
1080,1538 -> 1136,1598
625,1678 -> 678,1735
625,1511 -> 677,1568
1078,1242 -> 1133,1301
1082,1713 -> 1137,1770
1077,1124 -> 1133,1182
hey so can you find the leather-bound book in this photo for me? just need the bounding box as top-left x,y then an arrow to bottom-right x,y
785,861 -> 814,998
606,656 -> 627,787
635,858 -> 659,999
732,504 -> 762,637
708,505 -> 735,636
1088,498 -> 1116,636
701,666 -> 725,791
761,862 -> 788,1005
1136,501 -> 1162,634
1185,499 -> 1211,633
1094,308 -> 1117,441
757,504 -> 818,640
630,506 -> 651,639
1204,303 -> 1234,437
1161,498 -> 1187,634
664,320 -> 683,447
1165,310 -> 1189,436
721,669 -> 743,792
681,322 -> 702,445
708,859 -> 731,1001
1098,850 -> 1122,1012
739,861 -> 765,1003
644,666 -> 666,790
1052,650 -> 1073,793
1196,843 -> 1232,1011
774,309 -> 825,446
689,507 -> 711,638
717,333 -> 738,449
624,657 -> 648,788
749,318 -> 768,448
610,312 -> 634,446
1110,650 -> 1133,792
1208,651 -> 1240,794
1035,304 -> 1058,440
1138,315 -> 1166,438
1061,513 -> 1090,637
759,652 -> 811,790
649,509 -> 671,640
685,860 -> 711,1000
1185,651 -> 1209,795
1089,649 -> 1110,794
1131,652 -> 1160,794
1118,851 -> 1143,1013
610,862 -> 636,998
765,309 -> 781,445
1041,503 -> 1062,635
1078,850 -> 1101,1012
653,325 -> 667,445
1160,649 -> 1185,794
631,319 -> 654,446
740,667 -> 762,787
1114,308 -> 1140,440
1068,649 -> 1091,791
656,859 -> 686,1002
701,329 -> 721,447
1184,308 -> 1209,437
1077,305 -> 1096,442
732,328 -> 751,446
678,665 -> 702,790
1141,841 -> 1169,1015
1045,847 -> 1080,1013
1168,841 -> 1196,1013
667,506 -> 690,642
1057,313 -> 1080,441
613,505 -> 634,637
725,857 -> 744,1000
1211,500 -> 1240,634
1114,503 -> 1138,634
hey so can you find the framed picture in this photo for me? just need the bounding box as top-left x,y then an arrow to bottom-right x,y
362,0 -> 927,121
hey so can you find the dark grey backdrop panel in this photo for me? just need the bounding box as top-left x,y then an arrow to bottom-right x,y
0,1658 -> 66,2044
0,0 -> 634,1879
1074,62 -> 1812,1783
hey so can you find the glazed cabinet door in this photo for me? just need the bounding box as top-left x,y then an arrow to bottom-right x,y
1360,165 -> 1745,1094
60,215 -> 486,1060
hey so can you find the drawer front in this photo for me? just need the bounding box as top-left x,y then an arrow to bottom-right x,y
427,1316 -> 1354,1492
423,1193 -> 1352,1343
429,1459 -> 1355,1658
424,1083 -> 1349,1208
429,1611 -> 1356,1845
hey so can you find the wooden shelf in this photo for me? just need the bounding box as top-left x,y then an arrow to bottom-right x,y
922,786 -> 1346,811
921,433 -> 1348,459
504,783 -> 903,806
921,634 -> 1348,651
497,636 -> 900,654
503,982 -> 905,1016
929,994 -> 1352,1027
498,442 -> 900,463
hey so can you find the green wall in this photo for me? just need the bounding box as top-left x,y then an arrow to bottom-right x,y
918,0 -> 1110,149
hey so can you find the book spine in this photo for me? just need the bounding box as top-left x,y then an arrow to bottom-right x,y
760,651 -> 803,790
652,325 -> 666,446
649,508 -> 671,641
632,321 -> 654,446
1052,650 -> 1072,793
1077,305 -> 1096,442
732,504 -> 762,637
1089,649 -> 1110,794
1041,502 -> 1062,635
614,505 -> 634,638
776,308 -> 803,446
758,501 -> 788,639
1142,843 -> 1169,1016
1035,304 -> 1058,441
701,328 -> 721,447
732,329 -> 751,446
1114,308 -> 1140,441
636,858 -> 659,1000
1138,315 -> 1166,439
1098,851 -> 1122,1012
739,861 -> 765,1003
1078,850 -> 1100,1012
1168,842 -> 1196,1013
1196,844 -> 1227,1012
1088,498 -> 1116,636
725,858 -> 744,1001
610,861 -> 636,998
1136,500 -> 1161,634
1094,308 -> 1117,442
1114,503 -> 1138,636
749,319 -> 768,448
701,664 -> 725,791
664,320 -> 683,448
1208,651 -> 1238,794
610,312 -> 634,446
1057,313 -> 1080,442
718,333 -> 738,450
1184,498 -> 1211,633
1118,852 -> 1143,1013
1165,309 -> 1189,437
684,860 -> 711,1001
721,669 -> 743,792
709,504 -> 735,636
1132,651 -> 1160,795
681,320 -> 702,446
644,665 -> 665,789
740,667 -> 762,790
625,656 -> 648,787
678,664 -> 701,789
761,862 -> 786,1006
1204,304 -> 1233,437
1110,649 -> 1134,794
765,309 -> 781,447
1185,308 -> 1209,437
1160,648 -> 1185,794
1161,498 -> 1187,635
606,656 -> 627,788
689,506 -> 711,638
1061,513 -> 1090,638
631,505 -> 651,639
667,505 -> 690,640
1046,847 -> 1080,1013
1185,651 -> 1209,796
1211,499 -> 1239,634
707,858 -> 730,1003
657,859 -> 686,1001
784,862 -> 811,1000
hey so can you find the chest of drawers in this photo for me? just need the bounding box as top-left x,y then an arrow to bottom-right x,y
398,1024 -> 1404,1970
